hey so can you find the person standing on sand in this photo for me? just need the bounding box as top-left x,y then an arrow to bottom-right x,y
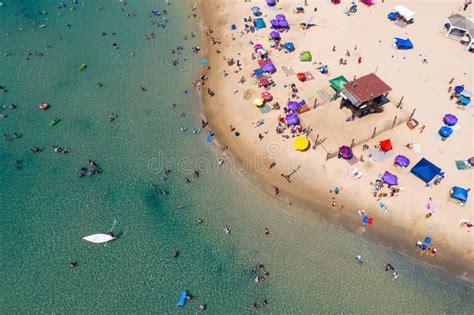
358,56 -> 362,64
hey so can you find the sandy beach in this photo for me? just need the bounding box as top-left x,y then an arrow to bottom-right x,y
198,0 -> 474,280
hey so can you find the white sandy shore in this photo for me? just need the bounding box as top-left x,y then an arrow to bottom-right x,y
198,0 -> 474,280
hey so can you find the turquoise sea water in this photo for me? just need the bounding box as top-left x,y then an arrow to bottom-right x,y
1,0 -> 473,313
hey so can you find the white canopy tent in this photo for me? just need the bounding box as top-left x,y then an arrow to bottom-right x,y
394,5 -> 415,22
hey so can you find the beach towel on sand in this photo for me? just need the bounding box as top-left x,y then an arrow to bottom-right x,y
455,160 -> 473,170
259,104 -> 272,113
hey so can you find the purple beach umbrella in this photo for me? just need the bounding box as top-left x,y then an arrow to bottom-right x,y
382,171 -> 398,186
270,30 -> 280,39
266,0 -> 276,6
262,62 -> 276,73
285,113 -> 300,125
394,155 -> 410,167
287,101 -> 301,112
276,14 -> 286,21
443,114 -> 458,126
278,20 -> 290,29
270,19 -> 279,28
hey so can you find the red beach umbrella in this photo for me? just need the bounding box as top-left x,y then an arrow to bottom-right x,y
261,91 -> 273,101
296,72 -> 306,82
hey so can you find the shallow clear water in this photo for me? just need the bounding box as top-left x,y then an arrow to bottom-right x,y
1,0 -> 473,313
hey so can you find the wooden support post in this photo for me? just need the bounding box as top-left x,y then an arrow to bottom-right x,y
392,115 -> 398,129
313,97 -> 318,109
312,134 -> 319,149
409,108 -> 416,120
371,127 -> 377,139
397,96 -> 404,108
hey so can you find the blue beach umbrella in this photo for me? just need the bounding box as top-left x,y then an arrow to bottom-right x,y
251,6 -> 261,13
454,85 -> 464,94
439,126 -> 453,138
284,42 -> 295,51
424,236 -> 432,244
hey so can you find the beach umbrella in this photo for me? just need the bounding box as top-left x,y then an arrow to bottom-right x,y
338,145 -> 353,160
297,72 -> 306,82
254,43 -> 263,50
276,14 -> 286,21
269,30 -> 280,40
250,6 -> 261,13
299,51 -> 312,62
459,96 -> 470,105
443,114 -> 458,126
278,20 -> 290,29
261,91 -> 273,101
259,78 -> 270,86
266,0 -> 276,6
293,137 -> 310,151
270,19 -> 279,28
379,139 -> 393,151
468,157 -> 474,166
424,236 -> 432,244
253,98 -> 264,107
288,101 -> 301,112
284,42 -> 295,51
454,85 -> 464,94
439,126 -> 453,138
262,62 -> 276,73
285,113 -> 300,125
394,155 -> 410,167
382,171 -> 398,185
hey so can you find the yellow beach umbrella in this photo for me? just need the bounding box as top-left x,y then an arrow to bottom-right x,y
293,137 -> 310,151
253,98 -> 264,107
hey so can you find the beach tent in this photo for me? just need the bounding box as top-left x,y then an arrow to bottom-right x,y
294,137 -> 310,151
379,139 -> 393,151
439,126 -> 453,138
410,158 -> 441,183
451,186 -> 470,202
361,0 -> 374,6
254,18 -> 266,30
443,114 -> 458,126
288,101 -> 301,112
284,42 -> 295,52
329,75 -> 349,91
382,171 -> 398,185
394,155 -> 410,167
251,6 -> 261,13
285,113 -> 300,125
299,51 -> 312,62
394,38 -> 414,49
394,5 -> 415,22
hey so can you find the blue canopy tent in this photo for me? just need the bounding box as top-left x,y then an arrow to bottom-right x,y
254,18 -> 266,30
394,37 -> 414,49
410,158 -> 441,183
451,186 -> 470,202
